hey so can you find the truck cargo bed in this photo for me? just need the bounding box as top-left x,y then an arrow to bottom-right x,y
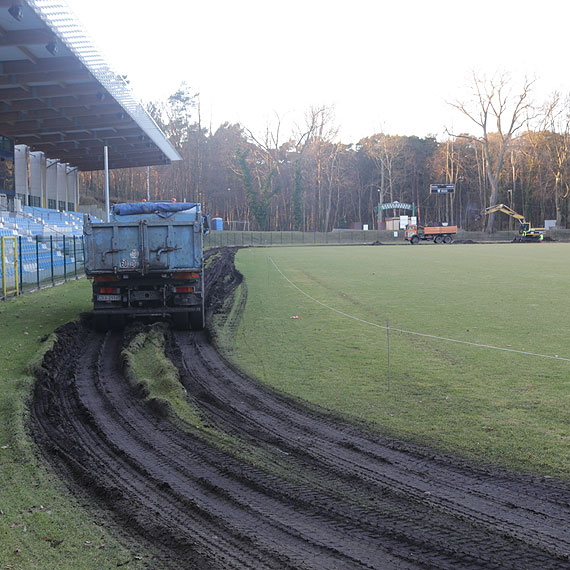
84,202 -> 208,331
85,207 -> 203,275
423,225 -> 458,235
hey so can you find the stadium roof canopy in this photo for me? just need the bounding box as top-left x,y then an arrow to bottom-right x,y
0,0 -> 181,171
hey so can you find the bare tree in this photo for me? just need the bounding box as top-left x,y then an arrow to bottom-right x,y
449,72 -> 535,232
290,111 -> 321,230
541,93 -> 570,227
359,134 -> 405,227
300,106 -> 339,230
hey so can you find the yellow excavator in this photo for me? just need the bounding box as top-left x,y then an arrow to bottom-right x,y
484,204 -> 545,242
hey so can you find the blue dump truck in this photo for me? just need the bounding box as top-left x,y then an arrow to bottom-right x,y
84,201 -> 209,331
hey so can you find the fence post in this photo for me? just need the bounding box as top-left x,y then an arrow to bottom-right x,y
1,237 -> 5,298
63,236 -> 67,281
15,237 -> 19,295
18,236 -> 23,294
50,235 -> 54,285
1,237 -> 4,298
36,235 -> 40,289
73,236 -> 77,277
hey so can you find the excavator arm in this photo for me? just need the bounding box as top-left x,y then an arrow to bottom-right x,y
484,204 -> 527,224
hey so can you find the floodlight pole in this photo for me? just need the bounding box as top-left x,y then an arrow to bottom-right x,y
104,145 -> 110,222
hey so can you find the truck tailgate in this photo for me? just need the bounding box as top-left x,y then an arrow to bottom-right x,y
85,221 -> 201,274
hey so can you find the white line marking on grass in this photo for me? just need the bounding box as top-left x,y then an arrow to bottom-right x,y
269,257 -> 570,363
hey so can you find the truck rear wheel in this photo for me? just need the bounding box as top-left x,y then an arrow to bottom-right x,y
443,235 -> 453,244
172,311 -> 191,330
109,314 -> 125,330
190,309 -> 205,331
410,235 -> 420,245
93,313 -> 109,332
434,236 -> 443,244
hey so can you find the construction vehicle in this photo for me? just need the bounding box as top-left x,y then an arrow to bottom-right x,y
84,201 -> 209,331
483,204 -> 544,242
404,224 -> 458,245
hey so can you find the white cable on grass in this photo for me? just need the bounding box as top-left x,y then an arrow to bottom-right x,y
269,257 -> 570,363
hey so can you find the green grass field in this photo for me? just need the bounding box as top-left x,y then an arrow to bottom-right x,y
225,244 -> 570,477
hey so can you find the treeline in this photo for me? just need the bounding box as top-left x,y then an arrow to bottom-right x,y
80,79 -> 570,231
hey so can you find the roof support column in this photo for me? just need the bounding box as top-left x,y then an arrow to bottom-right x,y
104,145 -> 110,222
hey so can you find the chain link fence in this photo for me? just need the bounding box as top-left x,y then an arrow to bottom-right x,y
204,228 -> 570,248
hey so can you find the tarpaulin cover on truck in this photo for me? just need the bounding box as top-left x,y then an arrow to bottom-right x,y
112,202 -> 200,217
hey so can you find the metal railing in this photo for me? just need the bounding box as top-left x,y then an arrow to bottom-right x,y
0,235 -> 85,298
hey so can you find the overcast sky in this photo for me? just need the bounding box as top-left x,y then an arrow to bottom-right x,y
65,0 -> 570,143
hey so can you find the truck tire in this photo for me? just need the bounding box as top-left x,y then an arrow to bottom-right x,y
410,235 -> 420,245
109,314 -> 125,331
172,311 -> 191,330
434,236 -> 443,244
443,235 -> 453,244
190,309 -> 205,331
93,313 -> 109,332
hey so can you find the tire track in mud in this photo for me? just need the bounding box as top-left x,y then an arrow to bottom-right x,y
172,331 -> 570,569
31,248 -> 570,569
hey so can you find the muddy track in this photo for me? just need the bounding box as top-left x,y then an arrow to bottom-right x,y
32,248 -> 570,569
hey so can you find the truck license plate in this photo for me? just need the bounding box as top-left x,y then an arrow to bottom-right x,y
97,294 -> 121,302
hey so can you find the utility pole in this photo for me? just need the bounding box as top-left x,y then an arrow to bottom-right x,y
104,145 -> 110,222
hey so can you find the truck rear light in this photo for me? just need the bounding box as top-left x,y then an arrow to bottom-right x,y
175,272 -> 200,279
99,287 -> 120,294
94,275 -> 119,282
174,286 -> 194,293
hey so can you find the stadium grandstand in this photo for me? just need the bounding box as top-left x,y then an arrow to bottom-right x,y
0,0 -> 181,295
